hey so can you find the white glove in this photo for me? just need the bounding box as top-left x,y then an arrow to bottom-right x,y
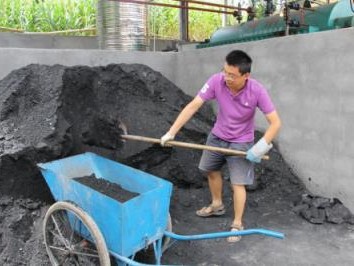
246,138 -> 273,163
160,132 -> 175,146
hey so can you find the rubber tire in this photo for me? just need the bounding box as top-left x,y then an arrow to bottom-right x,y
43,201 -> 111,266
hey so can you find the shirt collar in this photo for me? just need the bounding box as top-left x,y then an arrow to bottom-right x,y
224,79 -> 249,97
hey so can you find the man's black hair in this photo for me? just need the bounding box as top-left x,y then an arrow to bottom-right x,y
225,50 -> 252,74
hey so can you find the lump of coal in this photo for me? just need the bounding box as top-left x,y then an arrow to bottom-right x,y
0,64 -> 214,201
325,202 -> 353,224
293,194 -> 354,224
300,206 -> 326,224
73,174 -> 139,203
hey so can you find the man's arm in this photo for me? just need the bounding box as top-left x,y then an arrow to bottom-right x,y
246,110 -> 281,163
168,95 -> 204,135
161,95 -> 204,145
263,110 -> 281,144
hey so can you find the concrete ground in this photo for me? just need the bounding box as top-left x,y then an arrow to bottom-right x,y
159,186 -> 354,266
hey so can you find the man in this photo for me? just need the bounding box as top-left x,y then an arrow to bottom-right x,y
160,50 -> 281,242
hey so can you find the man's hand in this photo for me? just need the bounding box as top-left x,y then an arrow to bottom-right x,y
160,132 -> 175,146
246,138 -> 273,163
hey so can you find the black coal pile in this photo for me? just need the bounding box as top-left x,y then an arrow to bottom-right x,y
0,63 -> 213,201
0,196 -> 48,265
0,63 -> 353,265
0,63 -> 213,265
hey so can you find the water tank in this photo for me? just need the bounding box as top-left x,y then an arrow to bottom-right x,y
96,0 -> 148,51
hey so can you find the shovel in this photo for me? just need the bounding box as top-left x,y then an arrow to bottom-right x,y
121,134 -> 269,160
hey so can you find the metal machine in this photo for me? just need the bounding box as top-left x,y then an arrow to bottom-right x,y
197,0 -> 354,48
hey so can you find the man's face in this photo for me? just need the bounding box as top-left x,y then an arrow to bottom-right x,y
222,63 -> 250,89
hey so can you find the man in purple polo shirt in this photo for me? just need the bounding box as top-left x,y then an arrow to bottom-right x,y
160,50 -> 281,242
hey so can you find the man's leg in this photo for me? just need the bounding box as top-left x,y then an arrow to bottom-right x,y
196,170 -> 225,216
227,184 -> 246,242
226,141 -> 254,242
197,134 -> 226,216
208,170 -> 223,207
232,184 -> 246,227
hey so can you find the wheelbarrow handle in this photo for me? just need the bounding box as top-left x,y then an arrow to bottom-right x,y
121,134 -> 269,160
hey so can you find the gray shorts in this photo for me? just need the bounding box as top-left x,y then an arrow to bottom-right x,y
198,133 -> 254,185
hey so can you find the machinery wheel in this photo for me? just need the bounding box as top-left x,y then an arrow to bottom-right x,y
43,201 -> 111,266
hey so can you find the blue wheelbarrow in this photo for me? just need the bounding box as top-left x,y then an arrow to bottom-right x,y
38,152 -> 284,265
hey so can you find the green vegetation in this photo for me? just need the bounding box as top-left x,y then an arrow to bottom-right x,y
0,0 -> 265,40
0,0 -> 96,35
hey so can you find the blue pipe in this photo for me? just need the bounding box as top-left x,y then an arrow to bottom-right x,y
110,229 -> 284,265
164,228 -> 284,240
110,251 -> 153,266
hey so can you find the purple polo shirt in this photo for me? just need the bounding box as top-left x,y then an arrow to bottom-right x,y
198,73 -> 275,142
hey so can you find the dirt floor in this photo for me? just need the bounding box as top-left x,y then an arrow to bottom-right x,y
0,64 -> 353,266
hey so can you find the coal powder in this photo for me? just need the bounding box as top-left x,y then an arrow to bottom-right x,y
73,174 -> 139,203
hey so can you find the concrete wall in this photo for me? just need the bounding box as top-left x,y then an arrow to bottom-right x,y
175,28 -> 354,213
0,32 -> 98,49
0,32 -> 178,51
0,28 -> 353,212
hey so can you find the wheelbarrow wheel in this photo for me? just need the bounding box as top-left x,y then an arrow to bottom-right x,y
43,201 -> 111,266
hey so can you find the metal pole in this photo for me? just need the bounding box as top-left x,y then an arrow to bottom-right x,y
172,0 -> 244,10
110,0 -> 248,14
180,1 -> 189,41
152,6 -> 156,51
222,0 -> 227,27
285,0 -> 290,36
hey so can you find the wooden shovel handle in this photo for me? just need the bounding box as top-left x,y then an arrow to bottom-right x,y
121,135 -> 269,160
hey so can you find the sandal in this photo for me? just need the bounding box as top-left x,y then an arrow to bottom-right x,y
227,224 -> 244,243
196,204 -> 225,217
